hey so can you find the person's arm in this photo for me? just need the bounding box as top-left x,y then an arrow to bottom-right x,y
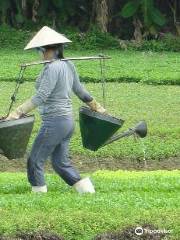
31,63 -> 59,106
6,99 -> 36,120
6,63 -> 59,120
71,62 -> 106,114
71,62 -> 93,103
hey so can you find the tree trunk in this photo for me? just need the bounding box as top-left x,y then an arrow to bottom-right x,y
168,0 -> 180,36
0,0 -> 11,25
175,22 -> 180,36
32,0 -> 40,23
133,17 -> 143,42
21,0 -> 27,17
107,0 -> 115,32
92,0 -> 109,32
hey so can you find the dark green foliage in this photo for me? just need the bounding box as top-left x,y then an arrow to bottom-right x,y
65,27 -> 120,50
0,0 -> 178,41
127,34 -> 180,52
150,8 -> 166,27
120,0 -> 166,36
0,26 -> 179,52
0,25 -> 120,50
120,0 -> 141,18
0,25 -> 31,49
160,34 -> 180,52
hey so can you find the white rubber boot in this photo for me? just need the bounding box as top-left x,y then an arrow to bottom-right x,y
73,177 -> 95,194
32,185 -> 47,193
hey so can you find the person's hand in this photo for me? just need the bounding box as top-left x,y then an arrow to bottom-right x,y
6,110 -> 21,121
96,105 -> 107,114
86,99 -> 107,114
6,99 -> 36,121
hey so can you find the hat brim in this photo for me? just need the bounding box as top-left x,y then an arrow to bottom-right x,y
24,40 -> 72,50
24,26 -> 72,50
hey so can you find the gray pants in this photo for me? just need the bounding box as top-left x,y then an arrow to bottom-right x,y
27,115 -> 81,186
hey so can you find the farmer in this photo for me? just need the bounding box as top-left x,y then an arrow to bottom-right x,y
6,26 -> 106,193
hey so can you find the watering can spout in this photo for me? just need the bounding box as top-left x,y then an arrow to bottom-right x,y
104,121 -> 147,146
133,121 -> 147,138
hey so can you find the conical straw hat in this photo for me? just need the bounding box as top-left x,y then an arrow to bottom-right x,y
24,26 -> 72,50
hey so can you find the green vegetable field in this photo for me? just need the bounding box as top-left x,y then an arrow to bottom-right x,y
0,49 -> 180,85
0,50 -> 180,162
0,49 -> 179,239
0,171 -> 180,239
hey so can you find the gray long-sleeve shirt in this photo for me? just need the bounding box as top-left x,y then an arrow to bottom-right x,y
31,60 -> 93,119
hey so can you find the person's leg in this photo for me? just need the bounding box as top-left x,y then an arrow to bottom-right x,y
51,117 -> 95,193
27,123 -> 56,188
51,134 -> 81,186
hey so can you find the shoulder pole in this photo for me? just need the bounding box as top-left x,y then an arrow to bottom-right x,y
20,55 -> 111,68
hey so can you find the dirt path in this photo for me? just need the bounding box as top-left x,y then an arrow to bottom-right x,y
0,154 -> 179,172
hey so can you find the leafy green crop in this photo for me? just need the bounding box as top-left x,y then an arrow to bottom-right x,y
0,81 -> 179,161
0,49 -> 179,85
0,171 -> 179,239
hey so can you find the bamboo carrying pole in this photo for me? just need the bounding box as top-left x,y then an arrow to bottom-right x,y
21,56 -> 111,68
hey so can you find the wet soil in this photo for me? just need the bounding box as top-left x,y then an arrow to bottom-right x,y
0,153 -> 179,173
0,224 -> 169,240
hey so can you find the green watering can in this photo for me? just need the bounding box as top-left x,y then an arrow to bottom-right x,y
79,106 -> 147,151
0,115 -> 35,159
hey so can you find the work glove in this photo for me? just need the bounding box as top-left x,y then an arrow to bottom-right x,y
6,99 -> 36,121
86,99 -> 107,114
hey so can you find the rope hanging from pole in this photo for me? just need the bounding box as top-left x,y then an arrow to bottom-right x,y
6,66 -> 27,117
99,56 -> 106,108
